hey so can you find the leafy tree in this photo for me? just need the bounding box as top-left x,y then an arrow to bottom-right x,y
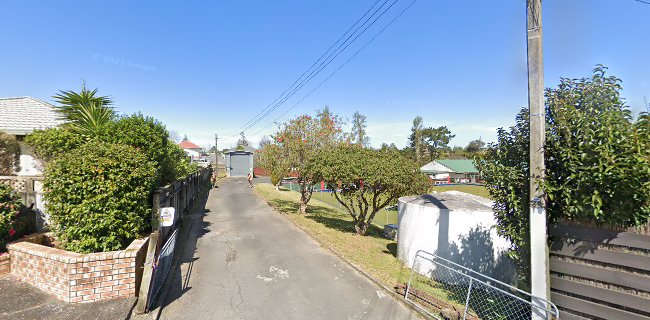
465,139 -> 486,154
349,111 -> 370,147
313,144 -> 429,235
421,126 -> 455,160
52,84 -> 115,138
0,132 -> 20,175
272,112 -> 343,214
258,136 -> 272,149
258,143 -> 289,189
476,66 -> 650,281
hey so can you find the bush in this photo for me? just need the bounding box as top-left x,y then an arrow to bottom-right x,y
99,113 -> 189,185
0,132 -> 20,175
476,66 -> 650,281
24,127 -> 84,162
0,184 -> 22,251
44,141 -> 156,253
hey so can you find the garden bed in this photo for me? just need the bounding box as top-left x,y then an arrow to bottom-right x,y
7,233 -> 148,303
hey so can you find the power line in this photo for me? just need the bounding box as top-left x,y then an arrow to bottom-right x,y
250,0 -> 419,138
240,0 -> 402,135
631,0 -> 650,5
228,0 -> 386,137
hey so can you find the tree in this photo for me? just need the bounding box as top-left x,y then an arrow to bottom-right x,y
476,66 -> 650,281
313,144 -> 429,235
258,143 -> 289,189
349,111 -> 370,147
258,136 -> 272,149
272,112 -> 343,214
421,126 -> 455,160
465,139 -> 486,154
407,116 -> 426,164
52,84 -> 115,138
0,132 -> 20,175
237,132 -> 249,147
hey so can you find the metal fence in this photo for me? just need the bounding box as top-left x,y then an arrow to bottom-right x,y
406,250 -> 558,320
136,168 -> 211,314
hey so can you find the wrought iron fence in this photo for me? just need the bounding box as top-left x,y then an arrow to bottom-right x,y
406,250 -> 558,320
148,228 -> 178,309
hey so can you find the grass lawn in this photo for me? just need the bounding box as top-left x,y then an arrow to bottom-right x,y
254,183 -> 468,317
430,184 -> 491,199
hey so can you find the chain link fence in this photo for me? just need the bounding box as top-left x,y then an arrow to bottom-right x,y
406,250 -> 558,320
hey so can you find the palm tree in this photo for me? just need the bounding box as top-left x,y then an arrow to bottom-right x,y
52,83 -> 115,137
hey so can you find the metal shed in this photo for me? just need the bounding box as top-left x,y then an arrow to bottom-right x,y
225,151 -> 254,177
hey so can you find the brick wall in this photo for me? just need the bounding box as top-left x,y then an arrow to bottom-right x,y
7,233 -> 148,303
0,254 -> 10,276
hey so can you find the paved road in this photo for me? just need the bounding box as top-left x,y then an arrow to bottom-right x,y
154,178 -> 418,320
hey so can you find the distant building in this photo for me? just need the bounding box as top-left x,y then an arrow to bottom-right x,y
420,159 -> 480,184
0,97 -> 64,175
178,140 -> 203,161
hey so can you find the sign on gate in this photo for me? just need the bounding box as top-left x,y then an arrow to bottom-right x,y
159,207 -> 175,227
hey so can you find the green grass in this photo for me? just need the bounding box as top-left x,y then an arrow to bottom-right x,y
431,184 -> 491,199
254,183 -> 469,317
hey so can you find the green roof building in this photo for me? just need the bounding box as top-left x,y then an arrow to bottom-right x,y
420,159 -> 480,183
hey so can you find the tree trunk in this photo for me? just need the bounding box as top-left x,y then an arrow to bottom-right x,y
354,220 -> 368,235
299,201 -> 308,215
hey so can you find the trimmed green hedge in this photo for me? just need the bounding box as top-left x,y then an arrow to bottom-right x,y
44,142 -> 156,253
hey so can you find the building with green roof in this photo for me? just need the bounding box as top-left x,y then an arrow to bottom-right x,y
420,159 -> 480,183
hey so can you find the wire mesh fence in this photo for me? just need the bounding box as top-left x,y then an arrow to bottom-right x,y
406,250 -> 558,320
148,228 -> 178,309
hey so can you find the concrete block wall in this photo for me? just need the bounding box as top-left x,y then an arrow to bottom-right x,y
7,233 -> 148,303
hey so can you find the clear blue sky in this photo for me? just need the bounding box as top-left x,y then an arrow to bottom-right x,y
1,0 -> 648,149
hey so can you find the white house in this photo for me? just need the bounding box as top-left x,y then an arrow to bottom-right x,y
178,139 -> 203,161
0,96 -> 64,175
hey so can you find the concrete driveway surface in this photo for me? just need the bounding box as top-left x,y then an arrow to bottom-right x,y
151,178 -> 418,320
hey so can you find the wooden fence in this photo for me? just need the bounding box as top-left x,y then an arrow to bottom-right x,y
549,223 -> 650,320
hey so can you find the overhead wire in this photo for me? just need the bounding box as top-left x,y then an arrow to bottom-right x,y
227,0 -> 385,137
249,0 -> 419,138
240,0 -> 402,135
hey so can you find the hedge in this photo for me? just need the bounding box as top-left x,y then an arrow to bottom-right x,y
44,141 -> 156,253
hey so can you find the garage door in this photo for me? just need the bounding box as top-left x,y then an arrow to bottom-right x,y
230,154 -> 250,177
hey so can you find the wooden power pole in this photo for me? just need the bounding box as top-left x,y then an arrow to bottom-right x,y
214,133 -> 219,181
526,0 -> 550,318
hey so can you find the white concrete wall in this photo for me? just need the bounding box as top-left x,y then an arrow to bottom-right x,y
397,193 -> 515,282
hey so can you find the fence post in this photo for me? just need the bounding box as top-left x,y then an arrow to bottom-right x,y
463,278 -> 474,320
151,190 -> 161,233
135,230 -> 160,314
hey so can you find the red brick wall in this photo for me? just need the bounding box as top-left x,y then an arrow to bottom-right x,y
7,234 -> 148,303
0,254 -> 10,276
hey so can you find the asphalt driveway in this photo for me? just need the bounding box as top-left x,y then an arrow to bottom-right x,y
151,178 -> 418,320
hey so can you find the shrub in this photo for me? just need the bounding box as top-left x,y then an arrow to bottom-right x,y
0,184 -> 22,251
24,127 -> 84,162
44,141 -> 156,253
99,113 -> 188,185
0,132 -> 20,175
476,66 -> 650,281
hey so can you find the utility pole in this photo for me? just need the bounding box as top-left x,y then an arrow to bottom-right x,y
214,133 -> 219,184
526,0 -> 550,318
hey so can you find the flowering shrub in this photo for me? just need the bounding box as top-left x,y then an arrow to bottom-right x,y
0,184 -> 22,252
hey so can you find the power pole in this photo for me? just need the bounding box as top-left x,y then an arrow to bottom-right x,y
526,0 -> 550,318
214,133 -> 219,182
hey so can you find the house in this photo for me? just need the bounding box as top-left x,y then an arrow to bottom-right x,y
178,139 -> 204,161
420,159 -> 480,184
0,96 -> 64,175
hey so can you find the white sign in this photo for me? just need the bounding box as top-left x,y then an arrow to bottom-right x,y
160,207 -> 176,227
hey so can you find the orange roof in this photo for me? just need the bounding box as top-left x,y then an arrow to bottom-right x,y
179,140 -> 201,149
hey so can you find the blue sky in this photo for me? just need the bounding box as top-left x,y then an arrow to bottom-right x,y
1,0 -> 648,149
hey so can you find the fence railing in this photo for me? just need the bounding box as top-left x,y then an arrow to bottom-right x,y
136,168 -> 211,314
406,250 -> 558,320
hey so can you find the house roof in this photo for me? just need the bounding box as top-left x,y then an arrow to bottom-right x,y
0,97 -> 64,135
179,140 -> 202,150
420,159 -> 478,174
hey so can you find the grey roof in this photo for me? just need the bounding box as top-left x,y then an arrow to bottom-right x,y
399,191 -> 493,212
0,97 -> 64,135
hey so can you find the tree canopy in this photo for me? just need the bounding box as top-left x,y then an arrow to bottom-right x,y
313,144 -> 429,235
476,66 -> 650,281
